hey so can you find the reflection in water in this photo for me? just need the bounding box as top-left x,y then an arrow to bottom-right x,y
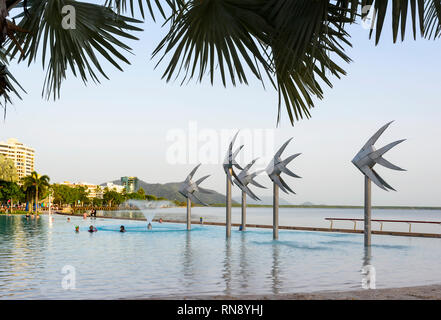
271,242 -> 281,294
361,246 -> 376,289
239,233 -> 248,290
222,239 -> 232,295
182,232 -> 194,285
0,216 -> 47,297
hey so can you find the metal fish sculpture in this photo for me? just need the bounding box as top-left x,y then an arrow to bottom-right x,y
223,130 -> 244,186
352,121 -> 406,191
234,158 -> 266,201
266,138 -> 302,194
179,163 -> 212,206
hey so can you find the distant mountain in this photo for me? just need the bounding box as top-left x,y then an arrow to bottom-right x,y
101,179 -> 235,205
233,196 -> 293,206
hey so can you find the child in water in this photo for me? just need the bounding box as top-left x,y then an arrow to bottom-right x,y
75,225 -> 80,232
88,225 -> 97,233
147,223 -> 152,230
120,225 -> 126,233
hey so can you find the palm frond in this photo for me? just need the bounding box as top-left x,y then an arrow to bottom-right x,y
104,0 -> 185,21
7,0 -> 142,100
154,0 -> 353,124
152,0 -> 271,87
262,0 -> 353,123
424,0 -> 441,38
0,49 -> 25,119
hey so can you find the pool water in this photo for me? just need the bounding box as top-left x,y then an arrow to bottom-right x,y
0,214 -> 440,299
103,206 -> 441,234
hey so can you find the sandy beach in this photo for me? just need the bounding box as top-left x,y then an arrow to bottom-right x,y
155,284 -> 441,300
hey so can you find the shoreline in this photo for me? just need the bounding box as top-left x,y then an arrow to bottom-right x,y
146,284 -> 441,300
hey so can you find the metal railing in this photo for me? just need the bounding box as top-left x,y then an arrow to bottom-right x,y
325,218 -> 441,232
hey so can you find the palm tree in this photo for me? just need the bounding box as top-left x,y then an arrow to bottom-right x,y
22,171 -> 50,214
2,1 -> 441,124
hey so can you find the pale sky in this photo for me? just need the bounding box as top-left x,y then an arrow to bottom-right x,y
1,12 -> 441,206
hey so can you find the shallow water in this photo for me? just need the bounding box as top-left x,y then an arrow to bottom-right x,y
1,213 -> 441,299
105,206 -> 441,234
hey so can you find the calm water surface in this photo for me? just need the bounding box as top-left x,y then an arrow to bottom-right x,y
0,208 -> 440,299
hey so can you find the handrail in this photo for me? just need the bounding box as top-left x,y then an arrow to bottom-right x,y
325,218 -> 441,232
325,218 -> 441,224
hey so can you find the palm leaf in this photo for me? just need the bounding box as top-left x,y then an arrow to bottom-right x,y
261,0 -> 352,123
152,0 -> 271,87
424,0 -> 441,38
104,0 -> 183,21
0,48 -> 25,118
7,0 -> 143,99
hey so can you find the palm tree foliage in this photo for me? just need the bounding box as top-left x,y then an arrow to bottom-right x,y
22,171 -> 50,213
1,0 -> 441,124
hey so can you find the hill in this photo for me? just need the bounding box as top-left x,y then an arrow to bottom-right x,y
101,179 -> 235,205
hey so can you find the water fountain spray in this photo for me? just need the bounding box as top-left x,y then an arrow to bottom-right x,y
178,163 -> 212,230
233,158 -> 266,231
266,138 -> 302,240
223,130 -> 244,237
352,121 -> 406,246
126,199 -> 173,229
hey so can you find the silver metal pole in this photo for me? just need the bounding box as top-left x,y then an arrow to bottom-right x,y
273,182 -> 279,240
241,190 -> 246,231
48,193 -> 52,215
364,176 -> 371,247
187,197 -> 191,230
226,168 -> 232,238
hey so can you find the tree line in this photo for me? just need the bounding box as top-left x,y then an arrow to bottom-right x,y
0,155 -> 179,213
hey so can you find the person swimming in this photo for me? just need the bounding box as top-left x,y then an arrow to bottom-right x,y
120,225 -> 126,233
88,225 -> 97,233
147,223 -> 152,230
75,225 -> 80,232
159,218 -> 163,223
67,217 -> 70,222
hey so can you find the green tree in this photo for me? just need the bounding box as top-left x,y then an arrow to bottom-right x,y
22,171 -> 50,214
92,197 -> 104,207
0,155 -> 18,182
1,1 -> 441,123
137,187 -> 146,197
146,194 -> 158,201
0,181 -> 24,212
103,189 -> 124,207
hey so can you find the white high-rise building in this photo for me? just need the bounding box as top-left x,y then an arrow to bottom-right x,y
0,138 -> 35,180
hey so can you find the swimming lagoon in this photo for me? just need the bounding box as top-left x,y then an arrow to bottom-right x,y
1,210 -> 441,299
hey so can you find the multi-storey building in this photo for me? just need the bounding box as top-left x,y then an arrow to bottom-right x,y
121,176 -> 138,193
0,138 -> 35,180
